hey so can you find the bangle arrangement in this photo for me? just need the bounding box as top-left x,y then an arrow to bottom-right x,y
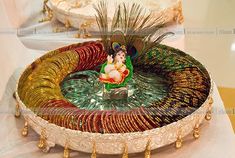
15,41 -> 212,156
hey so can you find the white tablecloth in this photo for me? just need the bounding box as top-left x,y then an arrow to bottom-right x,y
0,69 -> 234,158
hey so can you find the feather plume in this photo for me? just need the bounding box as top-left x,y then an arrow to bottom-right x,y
94,1 -> 174,56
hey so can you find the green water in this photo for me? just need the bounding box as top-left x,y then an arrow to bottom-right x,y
60,70 -> 171,111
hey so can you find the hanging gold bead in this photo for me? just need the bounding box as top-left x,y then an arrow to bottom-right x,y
63,145 -> 70,158
193,124 -> 200,139
38,137 -> 46,149
15,103 -> 21,118
145,140 -> 151,158
91,142 -> 96,158
21,121 -> 29,137
122,143 -> 128,158
74,31 -> 81,38
205,110 -> 212,121
175,135 -> 183,149
38,129 -> 46,149
84,33 -> 92,38
84,28 -> 91,38
209,98 -> 214,105
48,11 -> 53,20
80,22 -> 92,39
65,20 -> 71,29
38,138 -> 46,149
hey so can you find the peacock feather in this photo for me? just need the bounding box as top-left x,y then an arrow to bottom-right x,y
94,1 -> 174,59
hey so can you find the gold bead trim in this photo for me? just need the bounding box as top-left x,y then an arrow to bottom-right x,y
38,129 -> 47,149
21,121 -> 29,137
145,139 -> 151,158
15,102 -> 21,118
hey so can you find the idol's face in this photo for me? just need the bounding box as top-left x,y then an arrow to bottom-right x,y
114,51 -> 126,63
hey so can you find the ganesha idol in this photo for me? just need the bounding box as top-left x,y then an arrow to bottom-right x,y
99,43 -> 133,92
